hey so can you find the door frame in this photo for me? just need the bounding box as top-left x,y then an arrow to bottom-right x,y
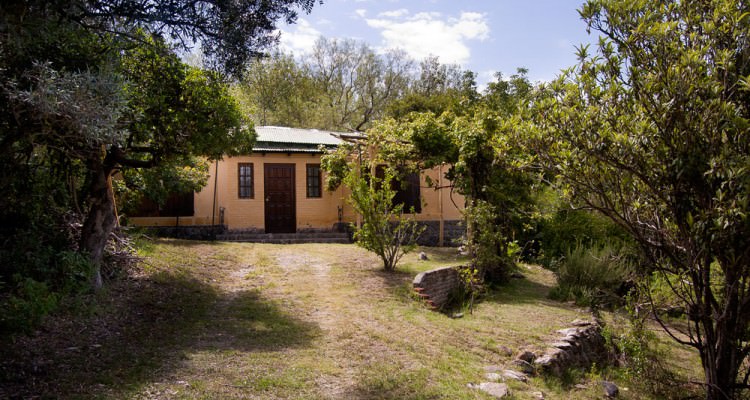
263,163 -> 296,233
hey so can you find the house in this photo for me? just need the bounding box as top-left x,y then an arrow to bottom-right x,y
127,126 -> 465,245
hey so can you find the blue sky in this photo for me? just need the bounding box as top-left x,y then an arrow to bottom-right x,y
278,0 -> 596,88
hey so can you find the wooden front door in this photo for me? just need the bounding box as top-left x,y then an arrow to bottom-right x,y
264,164 -> 296,233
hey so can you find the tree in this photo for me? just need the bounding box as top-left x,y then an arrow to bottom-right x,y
345,165 -> 424,272
387,57 -> 477,119
320,132 -> 423,272
307,38 -> 412,131
529,1 -> 750,397
236,52 -> 317,127
1,0 -> 317,289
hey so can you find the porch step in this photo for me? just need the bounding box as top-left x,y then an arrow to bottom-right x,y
216,231 -> 351,244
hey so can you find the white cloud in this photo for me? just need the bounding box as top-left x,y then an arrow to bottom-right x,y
278,18 -> 322,55
378,8 -> 409,18
364,11 -> 490,65
354,8 -> 367,18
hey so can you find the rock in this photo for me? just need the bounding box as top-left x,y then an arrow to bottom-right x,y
484,365 -> 503,373
531,391 -> 545,400
516,350 -> 536,363
550,341 -> 574,350
485,372 -> 503,381
556,327 -> 582,337
451,312 -> 464,319
497,345 -> 513,357
418,251 -> 428,261
602,381 -> 619,398
511,359 -> 535,374
476,382 -> 509,398
571,318 -> 593,327
502,369 -> 528,382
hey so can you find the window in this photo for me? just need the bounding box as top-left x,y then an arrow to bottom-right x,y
131,192 -> 194,217
238,163 -> 254,198
375,165 -> 422,213
306,164 -> 322,198
394,171 -> 422,213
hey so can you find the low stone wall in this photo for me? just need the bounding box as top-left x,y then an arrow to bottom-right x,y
534,320 -> 607,376
416,220 -> 465,247
138,225 -> 227,240
413,266 -> 462,309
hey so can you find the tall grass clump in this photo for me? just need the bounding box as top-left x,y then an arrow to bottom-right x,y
549,242 -> 635,307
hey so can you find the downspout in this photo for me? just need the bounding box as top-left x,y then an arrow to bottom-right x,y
211,159 -> 219,237
438,164 -> 444,247
356,143 -> 363,229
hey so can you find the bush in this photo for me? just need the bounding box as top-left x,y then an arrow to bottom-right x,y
0,277 -> 60,334
346,166 -> 424,271
465,200 -> 516,283
549,242 -> 635,307
0,212 -> 134,335
601,300 -> 680,396
535,208 -> 632,267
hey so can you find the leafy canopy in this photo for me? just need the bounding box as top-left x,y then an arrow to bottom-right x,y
528,0 -> 750,397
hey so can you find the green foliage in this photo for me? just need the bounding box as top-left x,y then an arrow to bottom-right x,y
0,249 -> 93,335
548,243 -> 635,308
455,265 -> 483,314
238,38 -> 414,131
345,166 -> 425,271
601,299 -> 678,396
319,143 -> 353,192
535,202 -> 633,268
528,1 -> 750,395
0,277 -> 59,334
464,200 -> 514,283
117,157 -> 211,215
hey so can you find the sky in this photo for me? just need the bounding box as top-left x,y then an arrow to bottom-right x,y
277,0 -> 597,89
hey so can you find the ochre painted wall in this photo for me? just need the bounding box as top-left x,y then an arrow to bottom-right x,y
128,153 -> 464,231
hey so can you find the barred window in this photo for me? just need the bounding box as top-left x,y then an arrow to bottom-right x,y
238,163 -> 254,198
306,164 -> 321,198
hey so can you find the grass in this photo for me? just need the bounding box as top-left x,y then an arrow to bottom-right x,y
0,241 -> 702,399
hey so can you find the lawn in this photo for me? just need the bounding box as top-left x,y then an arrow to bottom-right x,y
0,240 -> 702,399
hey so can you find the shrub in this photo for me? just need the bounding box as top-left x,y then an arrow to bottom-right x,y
0,277 -> 59,334
549,242 -> 635,307
535,207 -> 632,267
601,299 -> 680,396
464,200 -> 516,284
346,166 -> 424,271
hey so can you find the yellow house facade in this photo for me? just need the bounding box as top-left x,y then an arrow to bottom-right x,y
128,126 -> 465,245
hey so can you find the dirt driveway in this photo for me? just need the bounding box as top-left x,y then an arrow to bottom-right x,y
1,241 -> 593,399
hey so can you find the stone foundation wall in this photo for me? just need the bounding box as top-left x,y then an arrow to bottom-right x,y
416,220 -> 465,247
534,320 -> 607,376
413,266 -> 461,309
139,225 -> 227,240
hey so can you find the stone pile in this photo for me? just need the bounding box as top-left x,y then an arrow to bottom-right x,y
467,319 -> 613,399
533,319 -> 607,376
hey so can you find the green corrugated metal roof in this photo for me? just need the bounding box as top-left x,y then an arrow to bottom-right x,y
252,126 -> 365,153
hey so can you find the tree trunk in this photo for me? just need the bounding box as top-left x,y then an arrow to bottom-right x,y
79,158 -> 117,290
703,336 -> 741,400
699,259 -> 744,400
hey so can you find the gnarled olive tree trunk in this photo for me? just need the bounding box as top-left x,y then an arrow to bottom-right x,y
79,157 -> 117,290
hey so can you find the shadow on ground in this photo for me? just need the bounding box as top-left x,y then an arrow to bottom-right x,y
0,270 -> 320,399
